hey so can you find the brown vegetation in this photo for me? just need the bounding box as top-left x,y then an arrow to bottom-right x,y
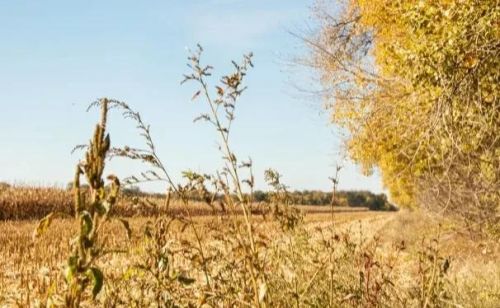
1,211 -> 498,307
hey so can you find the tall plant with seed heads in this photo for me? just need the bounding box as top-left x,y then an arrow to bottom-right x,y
181,45 -> 269,306
65,98 -> 124,307
34,98 -> 130,307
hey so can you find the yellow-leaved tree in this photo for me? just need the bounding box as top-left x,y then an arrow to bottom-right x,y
307,0 -> 499,234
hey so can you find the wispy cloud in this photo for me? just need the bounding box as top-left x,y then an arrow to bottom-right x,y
185,5 -> 302,49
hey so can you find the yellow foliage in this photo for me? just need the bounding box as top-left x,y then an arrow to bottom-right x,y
310,0 -> 499,224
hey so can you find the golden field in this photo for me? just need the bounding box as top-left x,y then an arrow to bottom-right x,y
0,209 -> 498,307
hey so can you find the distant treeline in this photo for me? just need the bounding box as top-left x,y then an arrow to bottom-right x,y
0,182 -> 397,212
117,185 -> 398,212
254,190 -> 397,211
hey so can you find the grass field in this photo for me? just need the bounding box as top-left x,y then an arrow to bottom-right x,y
1,209 -> 498,307
0,211 -> 387,306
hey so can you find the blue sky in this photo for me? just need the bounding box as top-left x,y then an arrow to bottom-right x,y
0,0 -> 383,193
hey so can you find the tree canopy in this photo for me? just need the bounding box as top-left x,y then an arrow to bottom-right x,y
308,0 -> 499,232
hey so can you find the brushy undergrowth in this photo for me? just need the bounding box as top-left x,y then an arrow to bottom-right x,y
1,211 -> 498,307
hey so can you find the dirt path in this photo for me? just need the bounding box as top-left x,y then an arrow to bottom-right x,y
303,212 -> 396,248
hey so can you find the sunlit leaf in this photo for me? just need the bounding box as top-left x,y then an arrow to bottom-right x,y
33,212 -> 54,239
